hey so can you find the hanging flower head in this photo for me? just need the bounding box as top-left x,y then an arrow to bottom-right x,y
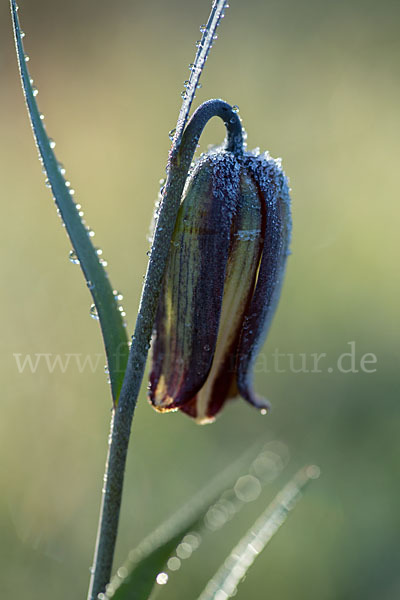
149,100 -> 291,423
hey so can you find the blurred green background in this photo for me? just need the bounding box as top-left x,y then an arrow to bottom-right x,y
1,0 -> 399,598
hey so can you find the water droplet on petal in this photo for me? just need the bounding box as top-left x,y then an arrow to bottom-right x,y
49,138 -> 56,149
24,55 -> 30,62
168,128 -> 176,141
232,104 -> 239,113
32,86 -> 38,97
199,24 -> 206,33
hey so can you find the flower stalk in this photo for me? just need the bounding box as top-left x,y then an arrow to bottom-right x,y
87,100 -> 244,600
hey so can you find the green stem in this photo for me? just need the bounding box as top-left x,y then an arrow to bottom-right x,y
87,100 -> 242,600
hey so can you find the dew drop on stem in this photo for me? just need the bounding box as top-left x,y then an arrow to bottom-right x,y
90,304 -> 99,320
69,250 -> 79,264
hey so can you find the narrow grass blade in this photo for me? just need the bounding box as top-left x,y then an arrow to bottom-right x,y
10,0 -> 129,402
197,465 -> 321,600
171,0 -> 229,151
104,441 -> 288,600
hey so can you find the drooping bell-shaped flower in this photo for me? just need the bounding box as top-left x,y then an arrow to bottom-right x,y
149,104 -> 291,423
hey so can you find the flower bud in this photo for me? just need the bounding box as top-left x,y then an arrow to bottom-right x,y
149,148 -> 291,423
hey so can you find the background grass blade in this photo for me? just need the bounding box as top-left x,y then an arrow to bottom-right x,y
104,441 -> 288,600
10,0 -> 129,402
197,465 -> 321,600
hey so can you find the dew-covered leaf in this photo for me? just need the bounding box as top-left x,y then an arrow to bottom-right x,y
197,465 -> 321,600
105,441 -> 288,600
10,0 -> 129,401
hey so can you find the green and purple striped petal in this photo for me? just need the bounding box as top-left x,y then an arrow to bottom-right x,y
149,153 -> 240,412
180,166 -> 264,422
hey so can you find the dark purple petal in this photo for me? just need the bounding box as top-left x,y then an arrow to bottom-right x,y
149,153 -> 241,412
236,155 -> 291,409
180,167 -> 264,423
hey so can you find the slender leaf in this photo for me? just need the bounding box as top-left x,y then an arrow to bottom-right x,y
10,0 -> 129,402
170,0 -> 229,151
104,441 -> 288,600
197,465 -> 321,600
